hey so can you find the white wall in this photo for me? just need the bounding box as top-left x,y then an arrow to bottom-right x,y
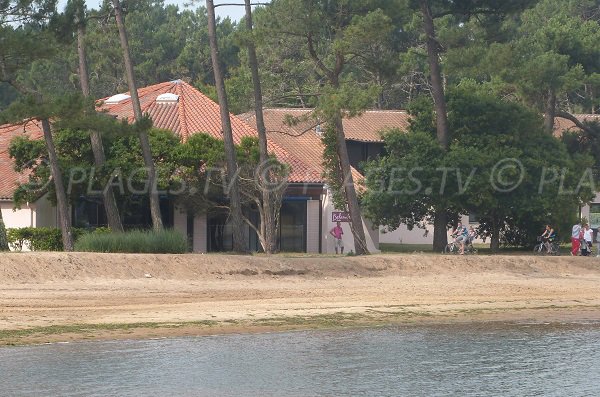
306,199 -> 320,253
193,213 -> 207,253
379,224 -> 433,245
379,214 -> 485,246
173,207 -> 187,235
1,201 -> 35,229
34,195 -> 58,228
320,189 -> 380,254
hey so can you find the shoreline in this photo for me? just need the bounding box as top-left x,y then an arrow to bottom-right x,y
3,305 -> 600,346
2,252 -> 600,345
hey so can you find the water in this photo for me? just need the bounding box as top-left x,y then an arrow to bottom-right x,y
1,323 -> 600,396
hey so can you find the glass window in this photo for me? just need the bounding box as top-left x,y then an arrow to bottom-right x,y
279,201 -> 307,252
73,197 -> 106,229
590,204 -> 600,229
468,212 -> 479,224
208,212 -> 233,252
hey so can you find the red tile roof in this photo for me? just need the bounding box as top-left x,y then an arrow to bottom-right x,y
7,88 -> 594,202
553,114 -> 600,136
240,108 -> 409,142
0,120 -> 43,200
97,81 -> 325,183
0,81 -> 325,200
239,108 -> 411,185
99,80 -> 257,144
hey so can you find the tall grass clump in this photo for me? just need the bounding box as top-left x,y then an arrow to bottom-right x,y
75,229 -> 188,253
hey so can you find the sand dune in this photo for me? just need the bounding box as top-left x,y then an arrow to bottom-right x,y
1,252 -> 600,344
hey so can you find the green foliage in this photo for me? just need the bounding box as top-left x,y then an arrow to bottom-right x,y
443,0 -> 600,114
362,83 -> 593,248
321,124 -> 345,209
0,217 -> 8,251
8,122 -> 286,219
1,0 -> 57,23
79,2 -> 241,99
74,229 -> 188,253
6,227 -> 89,251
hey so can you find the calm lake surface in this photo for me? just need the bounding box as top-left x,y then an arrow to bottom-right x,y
1,323 -> 600,396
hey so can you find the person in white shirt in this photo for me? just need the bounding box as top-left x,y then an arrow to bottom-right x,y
571,222 -> 582,256
582,224 -> 593,256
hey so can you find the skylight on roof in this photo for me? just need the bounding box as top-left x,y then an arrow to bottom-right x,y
105,93 -> 131,104
156,93 -> 179,104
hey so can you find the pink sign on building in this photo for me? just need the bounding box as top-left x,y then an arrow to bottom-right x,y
332,211 -> 351,222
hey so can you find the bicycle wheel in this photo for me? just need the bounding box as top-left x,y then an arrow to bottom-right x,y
444,243 -> 456,254
533,243 -> 544,254
551,243 -> 560,256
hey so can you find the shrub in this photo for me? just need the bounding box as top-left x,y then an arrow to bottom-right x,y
7,227 -> 63,251
0,218 -> 9,251
75,229 -> 188,254
7,227 -> 105,251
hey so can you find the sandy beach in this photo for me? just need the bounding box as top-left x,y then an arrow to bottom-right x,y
1,252 -> 600,345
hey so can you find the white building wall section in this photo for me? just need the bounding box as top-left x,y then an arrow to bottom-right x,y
321,188 -> 380,254
193,213 -> 207,253
379,224 -> 433,245
306,199 -> 321,253
34,195 -> 58,228
173,206 -> 187,237
0,201 -> 35,229
379,214 -> 485,246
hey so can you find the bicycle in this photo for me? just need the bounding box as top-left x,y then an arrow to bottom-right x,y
443,240 -> 459,254
444,237 -> 477,255
533,236 -> 560,255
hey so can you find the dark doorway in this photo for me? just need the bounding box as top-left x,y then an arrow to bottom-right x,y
279,200 -> 307,252
207,211 -> 233,252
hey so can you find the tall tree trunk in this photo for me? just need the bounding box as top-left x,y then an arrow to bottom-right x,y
420,0 -> 449,150
305,29 -> 370,255
0,209 -> 9,251
244,0 -> 280,254
544,88 -> 556,135
77,22 -> 123,232
421,0 -> 449,251
432,210 -> 447,253
112,0 -> 163,230
207,0 -> 245,253
41,118 -> 74,251
490,216 -> 500,252
332,112 -> 369,255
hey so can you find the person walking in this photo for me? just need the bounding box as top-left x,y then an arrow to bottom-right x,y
596,227 -> 600,258
571,222 -> 582,256
583,223 -> 593,256
330,221 -> 344,255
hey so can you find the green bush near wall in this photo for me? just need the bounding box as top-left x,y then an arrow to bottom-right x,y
8,227 -> 63,251
75,229 -> 188,254
7,227 -> 109,251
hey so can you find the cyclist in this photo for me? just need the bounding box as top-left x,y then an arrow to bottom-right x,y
540,224 -> 556,253
453,222 -> 469,255
467,226 -> 477,247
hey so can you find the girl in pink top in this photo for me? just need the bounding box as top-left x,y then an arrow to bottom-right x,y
330,222 -> 344,254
